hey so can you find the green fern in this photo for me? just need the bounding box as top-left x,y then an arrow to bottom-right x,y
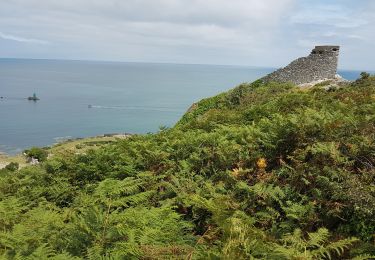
351,254 -> 375,260
220,211 -> 269,259
251,183 -> 285,202
14,244 -> 79,260
272,228 -> 358,260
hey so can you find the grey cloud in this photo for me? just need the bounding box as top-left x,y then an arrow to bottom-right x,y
0,0 -> 294,53
3,0 -> 294,27
0,0 -> 374,70
0,31 -> 49,44
289,4 -> 368,28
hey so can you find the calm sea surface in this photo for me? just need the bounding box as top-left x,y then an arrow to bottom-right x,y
0,58 -> 366,154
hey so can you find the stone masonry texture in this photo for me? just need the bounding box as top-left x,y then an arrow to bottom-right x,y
262,46 -> 340,85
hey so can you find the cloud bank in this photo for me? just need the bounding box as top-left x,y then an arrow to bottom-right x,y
0,0 -> 374,69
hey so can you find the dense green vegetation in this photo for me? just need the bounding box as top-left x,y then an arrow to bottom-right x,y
1,75 -> 375,259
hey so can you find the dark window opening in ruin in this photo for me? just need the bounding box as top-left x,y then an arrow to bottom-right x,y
332,48 -> 338,51
319,51 -> 323,54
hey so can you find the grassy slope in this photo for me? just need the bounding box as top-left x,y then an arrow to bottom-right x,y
0,154 -> 26,169
0,75 -> 374,259
0,136 -> 129,169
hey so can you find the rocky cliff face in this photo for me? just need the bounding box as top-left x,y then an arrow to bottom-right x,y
262,46 -> 340,85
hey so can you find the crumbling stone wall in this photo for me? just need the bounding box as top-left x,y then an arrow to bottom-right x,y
262,46 -> 340,85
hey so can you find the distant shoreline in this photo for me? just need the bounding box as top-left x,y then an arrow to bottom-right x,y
52,132 -> 133,145
0,133 -> 135,158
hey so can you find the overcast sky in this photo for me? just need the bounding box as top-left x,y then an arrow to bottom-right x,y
0,0 -> 373,70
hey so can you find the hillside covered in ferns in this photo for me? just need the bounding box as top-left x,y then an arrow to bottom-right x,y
0,74 -> 375,259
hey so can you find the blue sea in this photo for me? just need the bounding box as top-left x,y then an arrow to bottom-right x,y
0,58 -> 366,154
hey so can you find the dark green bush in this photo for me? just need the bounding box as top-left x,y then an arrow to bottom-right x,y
4,162 -> 19,171
24,146 -> 48,162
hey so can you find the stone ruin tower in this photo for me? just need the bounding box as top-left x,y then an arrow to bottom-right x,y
262,46 -> 340,85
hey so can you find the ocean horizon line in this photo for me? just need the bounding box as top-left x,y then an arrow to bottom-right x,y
1,57 -> 373,72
